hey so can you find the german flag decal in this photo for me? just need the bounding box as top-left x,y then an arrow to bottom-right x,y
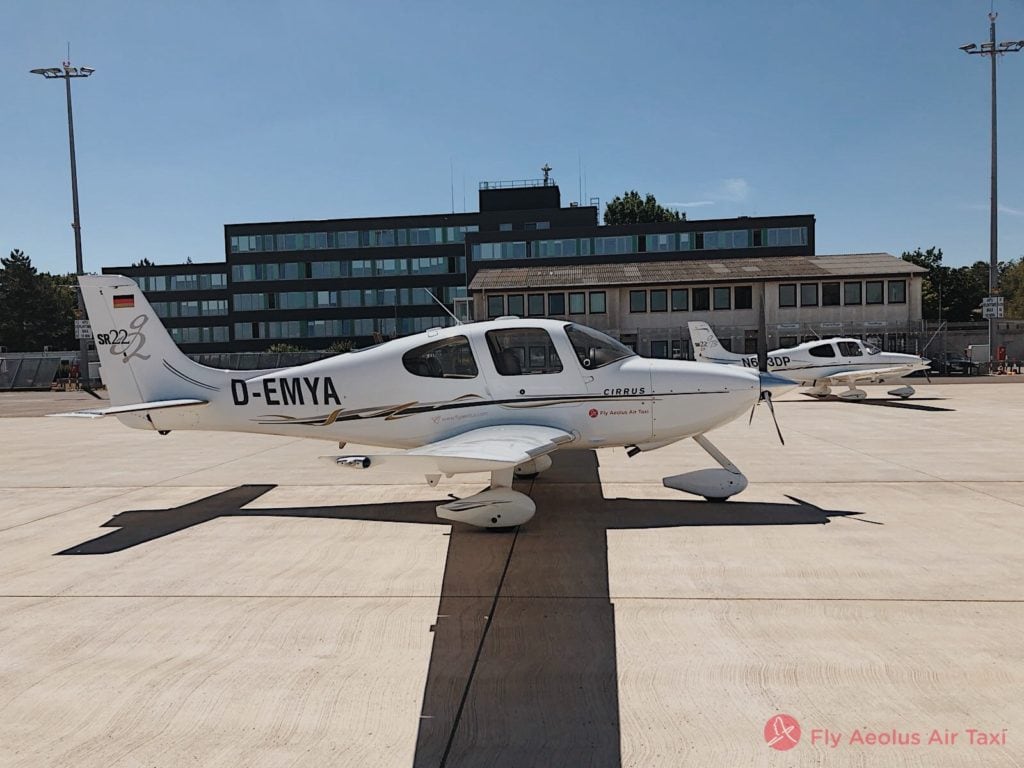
112,294 -> 135,309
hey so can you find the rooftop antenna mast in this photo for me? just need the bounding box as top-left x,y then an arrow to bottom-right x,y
541,163 -> 552,186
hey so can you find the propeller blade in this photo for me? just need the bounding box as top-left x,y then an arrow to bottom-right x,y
925,370 -> 932,384
748,402 -> 757,426
764,391 -> 785,446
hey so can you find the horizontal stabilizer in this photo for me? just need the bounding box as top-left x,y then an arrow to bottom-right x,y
52,399 -> 209,419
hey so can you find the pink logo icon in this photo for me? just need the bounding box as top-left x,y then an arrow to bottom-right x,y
588,408 -> 598,418
764,714 -> 801,750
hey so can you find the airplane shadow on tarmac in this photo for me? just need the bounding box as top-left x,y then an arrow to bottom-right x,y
792,395 -> 955,413
57,451 -> 866,768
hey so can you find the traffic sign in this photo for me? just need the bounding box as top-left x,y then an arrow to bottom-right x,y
74,319 -> 92,340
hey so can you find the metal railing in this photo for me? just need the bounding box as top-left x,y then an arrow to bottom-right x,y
479,178 -> 555,190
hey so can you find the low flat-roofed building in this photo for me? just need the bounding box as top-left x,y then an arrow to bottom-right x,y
470,253 -> 926,357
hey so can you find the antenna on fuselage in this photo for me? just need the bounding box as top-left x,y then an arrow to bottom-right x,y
425,290 -> 462,325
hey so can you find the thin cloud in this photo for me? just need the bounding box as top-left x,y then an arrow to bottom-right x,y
670,178 -> 752,211
718,177 -> 750,202
963,202 -> 1024,216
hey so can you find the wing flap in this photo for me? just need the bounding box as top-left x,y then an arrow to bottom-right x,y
52,399 -> 208,419
328,424 -> 575,475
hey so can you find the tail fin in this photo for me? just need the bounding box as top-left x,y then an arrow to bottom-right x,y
687,321 -> 746,365
79,275 -> 229,406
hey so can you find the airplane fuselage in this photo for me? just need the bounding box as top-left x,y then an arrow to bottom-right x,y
132,320 -> 762,451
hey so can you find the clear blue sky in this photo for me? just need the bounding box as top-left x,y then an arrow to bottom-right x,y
3,0 -> 1024,274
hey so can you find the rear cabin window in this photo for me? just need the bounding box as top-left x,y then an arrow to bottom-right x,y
486,328 -> 563,375
808,343 -> 836,358
402,335 -> 478,378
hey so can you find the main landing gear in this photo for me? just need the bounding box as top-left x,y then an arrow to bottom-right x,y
662,434 -> 748,502
436,459 -> 550,529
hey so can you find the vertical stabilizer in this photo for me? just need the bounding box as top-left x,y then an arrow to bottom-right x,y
687,321 -> 747,365
78,275 -> 229,406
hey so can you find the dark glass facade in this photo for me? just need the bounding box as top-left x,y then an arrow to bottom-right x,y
103,180 -> 816,353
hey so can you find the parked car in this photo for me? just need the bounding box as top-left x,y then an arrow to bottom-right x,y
935,353 -> 979,376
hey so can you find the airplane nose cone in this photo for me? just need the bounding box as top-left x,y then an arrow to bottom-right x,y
758,371 -> 798,396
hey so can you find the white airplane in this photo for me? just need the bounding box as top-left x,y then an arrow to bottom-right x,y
62,275 -> 795,528
688,321 -> 930,400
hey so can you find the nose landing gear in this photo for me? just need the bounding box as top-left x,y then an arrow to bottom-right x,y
662,434 -> 749,502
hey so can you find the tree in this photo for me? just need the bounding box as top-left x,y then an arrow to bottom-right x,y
603,191 -> 683,225
325,339 -> 353,354
0,250 -> 74,351
901,247 -> 947,320
999,258 -> 1024,319
131,257 -> 155,267
266,343 -> 302,353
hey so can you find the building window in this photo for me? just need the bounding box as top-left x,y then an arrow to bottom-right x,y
779,284 -> 797,308
651,340 -> 669,358
734,286 -> 753,310
822,282 -> 841,306
888,280 -> 907,304
548,293 -> 566,315
629,290 -> 647,313
499,223 -> 513,232
646,234 -> 676,252
671,288 -> 689,311
524,221 -> 550,230
507,294 -> 525,317
844,282 -> 862,305
589,291 -> 606,314
693,287 -> 710,311
800,284 -> 818,307
866,281 -> 884,304
713,287 -> 731,310
528,294 -> 545,316
487,295 -> 504,318
594,236 -> 635,255
569,292 -> 586,314
650,289 -> 668,312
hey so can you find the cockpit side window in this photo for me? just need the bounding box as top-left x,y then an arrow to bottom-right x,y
837,341 -> 863,357
565,324 -> 635,369
402,335 -> 478,378
486,328 -> 563,375
808,343 -> 836,359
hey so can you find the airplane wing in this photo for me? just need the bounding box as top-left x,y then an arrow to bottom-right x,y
819,366 -> 919,385
330,424 -> 575,475
52,399 -> 209,419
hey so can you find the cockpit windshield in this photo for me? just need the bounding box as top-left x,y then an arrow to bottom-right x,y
565,324 -> 635,369
864,343 -> 881,355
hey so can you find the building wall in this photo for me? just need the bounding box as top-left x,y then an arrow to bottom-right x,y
474,275 -> 924,356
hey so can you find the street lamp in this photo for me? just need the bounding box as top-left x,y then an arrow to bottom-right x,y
961,13 -> 1024,367
30,60 -> 95,392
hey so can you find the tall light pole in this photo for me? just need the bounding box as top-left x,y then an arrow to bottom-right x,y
30,60 -> 95,392
960,13 -> 1024,367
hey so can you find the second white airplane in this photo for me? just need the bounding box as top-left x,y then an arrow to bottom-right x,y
688,321 -> 930,400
